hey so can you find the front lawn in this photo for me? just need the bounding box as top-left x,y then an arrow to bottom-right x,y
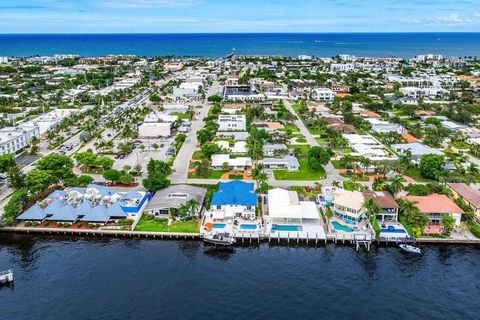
289,145 -> 310,156
284,123 -> 300,132
191,150 -> 205,160
403,167 -> 434,182
273,158 -> 326,181
134,216 -> 199,233
188,170 -> 224,179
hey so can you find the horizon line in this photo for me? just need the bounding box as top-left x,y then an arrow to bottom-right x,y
1,31 -> 480,35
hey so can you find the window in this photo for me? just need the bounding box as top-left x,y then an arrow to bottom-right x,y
167,193 -> 188,200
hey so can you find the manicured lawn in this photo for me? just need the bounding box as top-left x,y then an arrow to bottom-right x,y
188,170 -> 224,179
403,167 -> 434,182
135,217 -> 199,233
191,150 -> 205,160
335,147 -> 353,154
292,104 -> 303,111
308,127 -> 323,135
284,123 -> 300,132
289,145 -> 310,156
331,160 -> 345,169
315,138 -> 328,145
451,141 -> 470,149
274,158 -> 326,181
295,138 -> 307,143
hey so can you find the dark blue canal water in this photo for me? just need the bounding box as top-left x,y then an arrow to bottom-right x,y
0,233 -> 479,320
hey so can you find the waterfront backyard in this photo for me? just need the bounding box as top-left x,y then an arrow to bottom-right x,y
134,216 -> 199,233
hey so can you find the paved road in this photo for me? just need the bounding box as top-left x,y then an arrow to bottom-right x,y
283,100 -> 344,186
169,81 -> 221,184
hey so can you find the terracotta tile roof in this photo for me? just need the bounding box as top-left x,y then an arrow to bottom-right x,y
401,133 -> 420,143
401,194 -> 464,214
447,183 -> 480,209
363,191 -> 399,209
325,118 -> 356,133
360,110 -> 381,118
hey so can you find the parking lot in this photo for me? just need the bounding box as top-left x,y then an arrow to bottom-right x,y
111,137 -> 175,176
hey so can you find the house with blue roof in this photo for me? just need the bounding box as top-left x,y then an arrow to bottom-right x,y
210,180 -> 257,220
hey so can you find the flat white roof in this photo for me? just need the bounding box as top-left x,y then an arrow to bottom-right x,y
268,188 -> 319,220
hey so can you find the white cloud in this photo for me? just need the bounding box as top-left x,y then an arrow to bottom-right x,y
474,11 -> 480,17
98,0 -> 204,8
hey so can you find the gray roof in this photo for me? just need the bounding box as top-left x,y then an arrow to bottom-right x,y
263,155 -> 300,168
263,144 -> 288,152
391,142 -> 443,156
146,185 -> 206,211
216,131 -> 249,141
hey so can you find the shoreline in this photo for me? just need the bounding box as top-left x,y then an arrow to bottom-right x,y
2,226 -> 480,246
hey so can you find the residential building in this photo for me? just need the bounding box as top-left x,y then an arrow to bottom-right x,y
332,189 -> 365,225
362,191 -> 399,222
365,118 -> 406,134
311,88 -> 335,102
144,185 -> 206,217
209,181 -> 257,220
447,183 -> 480,218
263,156 -> 300,171
391,142 -> 443,161
217,114 -> 247,131
263,144 -> 288,156
211,154 -> 252,170
343,134 -> 396,161
216,140 -> 247,153
402,194 -> 463,226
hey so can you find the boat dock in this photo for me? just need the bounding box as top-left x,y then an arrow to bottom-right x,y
0,269 -> 13,284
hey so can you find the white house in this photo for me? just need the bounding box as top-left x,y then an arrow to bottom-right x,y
211,154 -> 252,170
218,114 -> 247,131
263,156 -> 300,171
311,88 -> 335,102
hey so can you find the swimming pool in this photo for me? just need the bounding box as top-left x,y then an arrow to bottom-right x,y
212,223 -> 226,229
331,221 -> 354,232
271,224 -> 303,232
381,225 -> 407,233
240,224 -> 257,230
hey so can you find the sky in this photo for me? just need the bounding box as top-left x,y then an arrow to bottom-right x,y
1,0 -> 480,33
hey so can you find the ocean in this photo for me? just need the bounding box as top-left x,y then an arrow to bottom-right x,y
0,33 -> 480,58
0,234 -> 479,319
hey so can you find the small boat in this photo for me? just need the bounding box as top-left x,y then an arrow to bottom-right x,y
0,269 -> 14,284
203,233 -> 236,246
399,244 -> 422,254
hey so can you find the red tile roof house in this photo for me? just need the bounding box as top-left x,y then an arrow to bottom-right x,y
401,194 -> 464,230
447,183 -> 480,222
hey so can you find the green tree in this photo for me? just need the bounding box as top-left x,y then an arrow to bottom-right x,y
308,146 -> 331,170
7,165 -> 25,189
197,129 -> 215,145
185,198 -> 201,216
119,173 -> 135,185
201,143 -> 223,159
388,176 -> 404,196
207,95 -> 222,103
95,157 -> 115,170
25,169 -> 56,195
103,169 -> 122,183
442,214 -> 456,234
419,154 -> 445,180
0,154 -> 15,173
142,172 -> 170,192
35,153 -> 74,181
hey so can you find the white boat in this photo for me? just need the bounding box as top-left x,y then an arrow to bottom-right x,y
0,269 -> 14,284
203,233 -> 236,246
399,244 -> 422,254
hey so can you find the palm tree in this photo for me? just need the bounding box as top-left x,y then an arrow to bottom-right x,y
332,180 -> 341,188
360,157 -> 371,177
185,199 -> 201,217
388,176 -> 404,196
256,172 -> 269,191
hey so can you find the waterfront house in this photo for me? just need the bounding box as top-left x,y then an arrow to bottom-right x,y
267,188 -> 319,224
145,185 -> 206,218
401,194 -> 463,226
362,191 -> 399,222
209,181 -> 257,221
332,189 -> 365,224
447,183 -> 480,219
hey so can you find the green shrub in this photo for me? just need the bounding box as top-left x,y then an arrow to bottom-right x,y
44,221 -> 50,227
468,222 -> 480,239
24,221 -> 32,227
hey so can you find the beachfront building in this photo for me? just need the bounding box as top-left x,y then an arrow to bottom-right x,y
401,194 -> 463,226
362,191 -> 399,222
447,183 -> 480,219
217,114 -> 247,131
332,189 -> 365,224
144,185 -> 206,218
266,188 -> 324,238
311,88 -> 335,102
16,185 -> 150,225
211,154 -> 252,170
263,156 -> 300,171
209,181 -> 257,221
